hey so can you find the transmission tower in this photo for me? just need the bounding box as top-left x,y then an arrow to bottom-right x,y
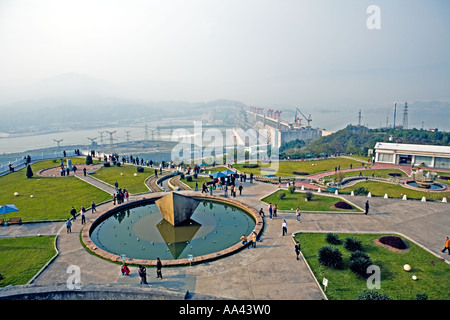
53,139 -> 63,147
98,131 -> 105,144
402,102 -> 408,129
125,130 -> 131,142
105,131 -> 117,145
358,110 -> 362,126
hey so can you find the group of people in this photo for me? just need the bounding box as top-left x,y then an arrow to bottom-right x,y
120,259 -> 163,284
112,181 -> 129,205
240,231 -> 259,249
66,202 -> 97,233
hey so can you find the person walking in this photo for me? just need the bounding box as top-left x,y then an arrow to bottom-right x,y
442,237 -> 450,255
282,220 -> 288,236
273,204 -> 277,218
156,257 -> 163,280
251,231 -> 257,248
296,207 -> 301,222
268,203 -> 273,220
70,206 -> 77,221
91,201 -> 97,214
295,242 -> 301,260
138,265 -> 148,284
66,219 -> 72,233
80,206 -> 86,225
238,183 -> 243,196
365,200 -> 370,215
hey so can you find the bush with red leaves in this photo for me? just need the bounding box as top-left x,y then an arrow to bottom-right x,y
379,236 -> 407,249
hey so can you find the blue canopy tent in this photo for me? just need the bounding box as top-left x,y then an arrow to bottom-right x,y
221,169 -> 236,176
210,172 -> 227,179
0,204 -> 19,215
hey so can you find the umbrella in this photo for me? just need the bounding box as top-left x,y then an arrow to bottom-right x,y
0,204 -> 19,215
221,169 -> 236,176
210,172 -> 227,179
198,163 -> 207,167
306,154 -> 315,158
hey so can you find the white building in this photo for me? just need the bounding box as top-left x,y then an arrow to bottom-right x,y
374,142 -> 450,169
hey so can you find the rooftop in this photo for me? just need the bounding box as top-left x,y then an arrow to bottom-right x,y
375,142 -> 450,154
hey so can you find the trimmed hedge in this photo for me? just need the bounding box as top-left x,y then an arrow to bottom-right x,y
334,201 -> 353,210
293,171 -> 309,175
243,164 -> 259,168
378,236 -> 407,250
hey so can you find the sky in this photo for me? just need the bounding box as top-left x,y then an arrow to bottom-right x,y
0,0 -> 449,123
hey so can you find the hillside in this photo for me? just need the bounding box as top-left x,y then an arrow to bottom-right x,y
280,125 -> 450,158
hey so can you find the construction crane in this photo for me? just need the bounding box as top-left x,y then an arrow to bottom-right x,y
295,108 -> 312,127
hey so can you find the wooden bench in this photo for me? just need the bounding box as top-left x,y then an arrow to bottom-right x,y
7,217 -> 22,224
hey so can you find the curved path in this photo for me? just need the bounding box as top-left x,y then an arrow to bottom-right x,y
1,167 -> 449,300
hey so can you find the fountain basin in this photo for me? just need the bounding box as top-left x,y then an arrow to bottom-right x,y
82,193 -> 263,266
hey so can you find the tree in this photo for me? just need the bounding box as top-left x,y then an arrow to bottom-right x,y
26,164 -> 33,178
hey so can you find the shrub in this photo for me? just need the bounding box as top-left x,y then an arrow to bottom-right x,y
293,171 -> 309,175
349,257 -> 372,278
85,155 -> 93,165
243,164 -> 259,168
186,176 -> 193,182
325,233 -> 341,245
356,290 -> 393,300
439,175 -> 450,180
334,201 -> 353,210
305,191 -> 313,201
350,250 -> 370,262
388,173 -> 402,177
354,186 -> 369,196
318,246 -> 343,269
137,166 -> 144,173
288,185 -> 296,194
416,293 -> 428,300
344,237 -> 363,252
378,236 -> 407,250
103,162 -> 111,167
278,192 -> 286,200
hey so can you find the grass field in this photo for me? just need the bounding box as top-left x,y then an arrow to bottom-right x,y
294,232 -> 450,300
90,164 -> 152,194
341,180 -> 450,201
0,167 -> 111,221
322,168 -> 408,180
30,157 -> 101,173
0,236 -> 57,287
233,158 -> 364,177
261,190 -> 362,212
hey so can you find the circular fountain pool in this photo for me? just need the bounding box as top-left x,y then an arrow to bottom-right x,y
406,181 -> 445,190
84,194 -> 261,265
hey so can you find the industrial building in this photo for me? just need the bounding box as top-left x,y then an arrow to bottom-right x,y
374,142 -> 450,169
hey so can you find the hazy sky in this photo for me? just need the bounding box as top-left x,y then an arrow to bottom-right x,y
1,0 -> 450,110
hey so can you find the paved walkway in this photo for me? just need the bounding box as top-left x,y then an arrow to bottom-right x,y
1,169 -> 449,300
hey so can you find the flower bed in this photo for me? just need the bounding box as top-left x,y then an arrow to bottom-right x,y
378,236 -> 407,250
333,201 -> 353,210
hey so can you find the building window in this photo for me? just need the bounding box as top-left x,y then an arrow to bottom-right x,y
377,153 -> 393,163
434,157 -> 450,169
415,155 -> 433,167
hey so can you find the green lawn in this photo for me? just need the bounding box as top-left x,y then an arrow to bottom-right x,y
322,168 -> 408,181
233,158 -> 363,177
0,236 -> 57,287
341,180 -> 450,201
0,167 -> 111,221
90,164 -> 153,194
261,190 -> 362,212
294,232 -> 450,300
30,157 -> 101,173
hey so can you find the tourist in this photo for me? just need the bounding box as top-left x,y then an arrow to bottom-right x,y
66,219 -> 72,233
295,242 -> 301,260
156,257 -> 163,280
250,172 -> 253,183
70,206 -> 77,221
251,231 -> 257,248
80,206 -> 86,224
113,193 -> 116,205
296,207 -> 301,222
138,265 -> 148,284
240,234 -> 248,248
365,200 -> 369,215
91,202 -> 97,214
195,182 -> 198,191
259,208 -> 264,217
238,183 -> 243,195
209,184 -> 213,196
442,237 -> 450,255
268,203 -> 273,220
83,167 -> 87,176
273,204 -> 277,217
282,220 -> 287,236
125,189 -> 129,202
121,264 -> 130,276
